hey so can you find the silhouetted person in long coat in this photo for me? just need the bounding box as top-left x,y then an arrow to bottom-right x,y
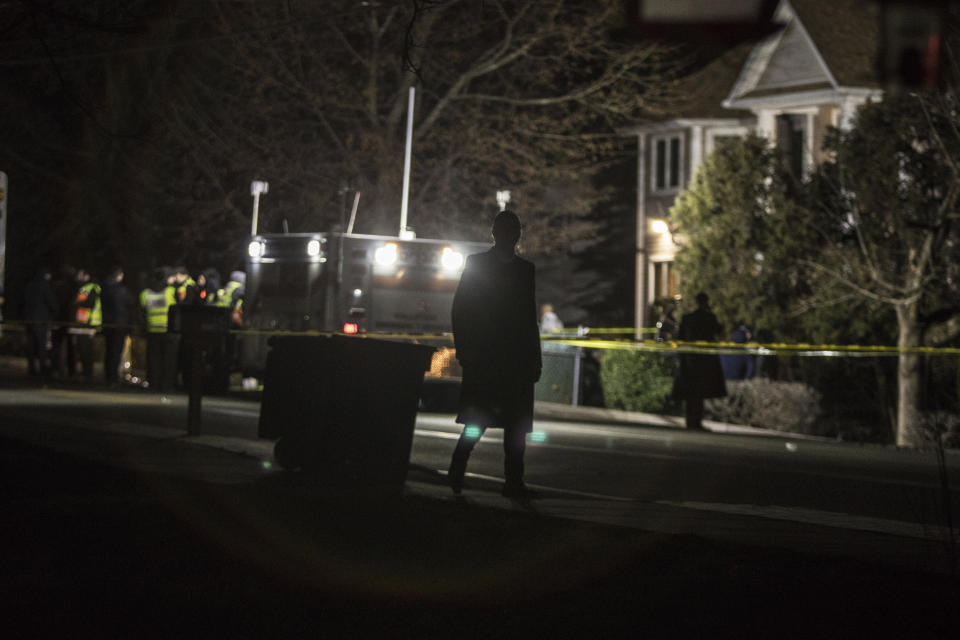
22,267 -> 58,376
101,266 -> 132,385
676,292 -> 726,430
448,211 -> 542,498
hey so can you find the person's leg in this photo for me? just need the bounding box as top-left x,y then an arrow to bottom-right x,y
27,326 -> 43,375
51,328 -> 67,377
686,394 -> 705,430
146,334 -> 161,391
104,329 -> 125,384
502,428 -> 527,491
66,334 -> 77,376
448,424 -> 486,494
78,334 -> 94,378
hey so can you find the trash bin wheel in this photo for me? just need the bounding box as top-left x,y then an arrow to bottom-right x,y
273,436 -> 302,470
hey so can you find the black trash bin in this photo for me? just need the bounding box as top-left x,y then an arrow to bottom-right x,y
259,335 -> 435,491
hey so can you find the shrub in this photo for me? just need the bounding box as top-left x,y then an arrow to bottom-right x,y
600,348 -> 676,413
920,412 -> 960,450
706,379 -> 821,434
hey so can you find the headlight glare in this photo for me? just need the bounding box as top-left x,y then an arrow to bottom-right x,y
375,242 -> 399,266
441,247 -> 464,271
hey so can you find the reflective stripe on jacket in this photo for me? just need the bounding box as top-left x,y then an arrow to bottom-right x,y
216,281 -> 243,309
75,283 -> 102,327
139,287 -> 177,333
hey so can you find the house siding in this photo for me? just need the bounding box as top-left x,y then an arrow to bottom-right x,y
627,0 -> 882,333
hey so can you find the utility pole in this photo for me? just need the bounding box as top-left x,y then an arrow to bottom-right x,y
250,180 -> 269,236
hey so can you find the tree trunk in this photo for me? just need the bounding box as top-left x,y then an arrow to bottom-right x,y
896,302 -> 923,447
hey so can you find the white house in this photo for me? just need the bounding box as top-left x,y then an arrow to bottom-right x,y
621,0 -> 883,334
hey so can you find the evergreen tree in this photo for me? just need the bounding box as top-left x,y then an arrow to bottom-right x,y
670,135 -> 813,341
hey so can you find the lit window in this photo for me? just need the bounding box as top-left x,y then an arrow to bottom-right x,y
652,261 -> 677,299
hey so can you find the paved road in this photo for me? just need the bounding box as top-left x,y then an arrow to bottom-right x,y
1,385 -> 957,574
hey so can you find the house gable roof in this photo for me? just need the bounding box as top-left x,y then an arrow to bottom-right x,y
672,41 -> 756,119
725,0 -> 880,107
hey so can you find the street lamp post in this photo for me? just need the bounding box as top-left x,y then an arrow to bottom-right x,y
250,180 -> 269,236
399,87 -> 415,239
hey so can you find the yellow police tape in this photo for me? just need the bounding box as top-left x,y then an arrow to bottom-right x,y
549,338 -> 960,357
2,321 -> 959,357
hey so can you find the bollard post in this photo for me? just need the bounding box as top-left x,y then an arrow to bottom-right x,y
175,305 -> 231,437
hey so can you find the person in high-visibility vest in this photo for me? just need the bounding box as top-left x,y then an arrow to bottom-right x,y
70,268 -> 102,379
140,267 -> 178,392
197,268 -> 220,305
216,271 -> 245,315
216,271 -> 246,382
173,265 -> 200,305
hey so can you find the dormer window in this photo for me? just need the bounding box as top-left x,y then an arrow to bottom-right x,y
651,133 -> 683,193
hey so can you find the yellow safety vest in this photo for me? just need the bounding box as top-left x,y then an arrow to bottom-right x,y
216,281 -> 243,309
140,287 -> 177,333
176,277 -> 197,303
75,283 -> 102,327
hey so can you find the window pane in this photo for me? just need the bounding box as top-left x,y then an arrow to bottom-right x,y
669,137 -> 680,187
776,114 -> 805,178
655,139 -> 666,189
667,262 -> 678,298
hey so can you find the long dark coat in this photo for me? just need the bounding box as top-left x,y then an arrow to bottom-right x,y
676,307 -> 727,400
101,280 -> 132,326
452,249 -> 542,433
23,272 -> 58,323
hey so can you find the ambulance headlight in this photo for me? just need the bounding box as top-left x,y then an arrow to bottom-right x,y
248,241 -> 265,258
306,239 -> 321,257
375,242 -> 399,266
441,247 -> 464,271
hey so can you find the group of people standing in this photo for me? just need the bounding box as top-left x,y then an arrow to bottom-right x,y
19,264 -> 245,390
138,266 -> 246,392
22,266 -> 131,384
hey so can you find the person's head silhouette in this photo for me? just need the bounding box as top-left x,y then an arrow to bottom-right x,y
492,210 -> 521,256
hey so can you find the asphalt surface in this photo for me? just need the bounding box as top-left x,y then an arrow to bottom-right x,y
2,363 -> 960,637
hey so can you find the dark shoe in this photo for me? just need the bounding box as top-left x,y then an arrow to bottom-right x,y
501,483 -> 538,500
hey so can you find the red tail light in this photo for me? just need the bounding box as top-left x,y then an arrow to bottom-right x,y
342,322 -> 359,335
